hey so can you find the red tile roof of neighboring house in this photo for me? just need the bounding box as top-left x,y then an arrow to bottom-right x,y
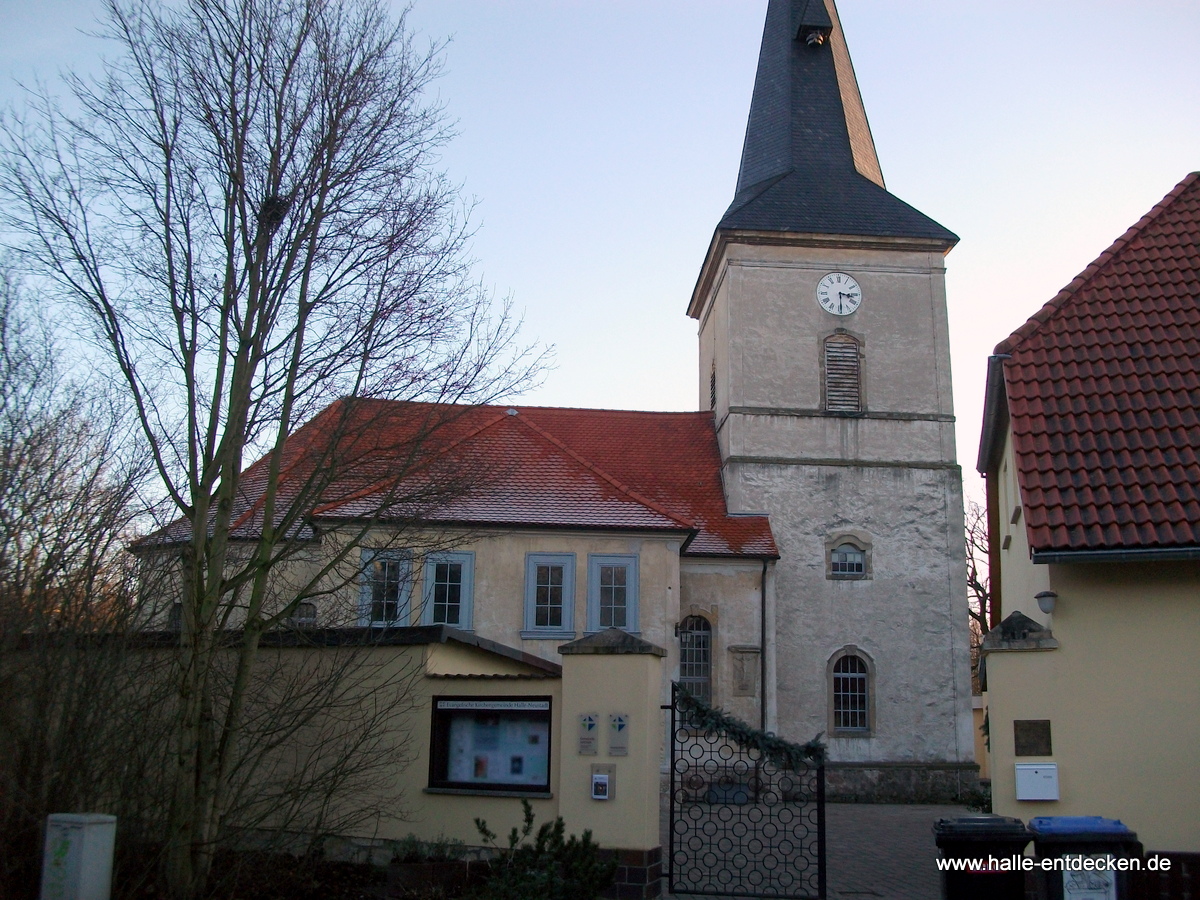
992,172 -> 1200,555
147,400 -> 777,559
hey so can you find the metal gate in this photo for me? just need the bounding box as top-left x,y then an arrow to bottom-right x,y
667,684 -> 825,899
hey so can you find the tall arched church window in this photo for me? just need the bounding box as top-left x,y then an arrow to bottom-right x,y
679,615 -> 713,705
832,654 -> 870,732
823,334 -> 861,412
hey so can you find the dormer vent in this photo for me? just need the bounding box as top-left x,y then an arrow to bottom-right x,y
796,0 -> 832,45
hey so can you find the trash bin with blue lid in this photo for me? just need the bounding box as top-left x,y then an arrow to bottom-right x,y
934,815 -> 1031,900
1028,816 -> 1142,900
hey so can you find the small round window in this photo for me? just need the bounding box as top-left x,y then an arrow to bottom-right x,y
830,544 -> 865,577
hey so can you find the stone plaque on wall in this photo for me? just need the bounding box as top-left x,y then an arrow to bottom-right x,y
1013,719 -> 1052,757
729,646 -> 760,698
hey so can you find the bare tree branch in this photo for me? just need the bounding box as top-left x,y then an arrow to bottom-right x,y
1,1 -> 546,896
964,499 -> 992,689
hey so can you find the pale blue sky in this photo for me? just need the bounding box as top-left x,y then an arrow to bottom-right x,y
3,1 -> 1199,501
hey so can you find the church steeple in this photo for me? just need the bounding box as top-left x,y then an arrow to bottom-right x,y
721,0 -> 956,243
685,0 -> 973,799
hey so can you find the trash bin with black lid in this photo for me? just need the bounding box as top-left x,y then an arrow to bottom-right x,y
933,815 -> 1031,900
1028,816 -> 1142,900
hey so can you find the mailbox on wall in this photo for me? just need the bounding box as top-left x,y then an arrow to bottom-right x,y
1015,763 -> 1059,801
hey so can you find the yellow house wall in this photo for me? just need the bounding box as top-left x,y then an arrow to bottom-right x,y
309,641 -> 665,854
557,653 -> 665,851
422,642 -> 538,677
141,525 -> 684,853
381,668 -> 564,846
985,561 -> 1200,852
216,525 -> 683,699
993,432 -> 1051,626
153,527 -> 684,652
334,528 -> 681,679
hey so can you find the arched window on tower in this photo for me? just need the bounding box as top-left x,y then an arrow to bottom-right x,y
828,647 -> 875,735
679,615 -> 713,705
823,334 -> 862,412
831,543 -> 866,577
825,533 -> 872,580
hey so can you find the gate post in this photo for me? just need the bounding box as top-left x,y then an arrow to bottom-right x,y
558,628 -> 667,899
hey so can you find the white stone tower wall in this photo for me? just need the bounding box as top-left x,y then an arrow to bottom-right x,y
728,459 -> 972,763
695,236 -> 975,791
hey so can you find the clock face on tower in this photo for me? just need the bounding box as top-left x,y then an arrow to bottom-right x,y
816,272 -> 862,316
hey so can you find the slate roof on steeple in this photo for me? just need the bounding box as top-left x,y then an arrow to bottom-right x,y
720,0 -> 957,244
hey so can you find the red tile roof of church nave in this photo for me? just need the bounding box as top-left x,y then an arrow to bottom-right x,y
997,172 -> 1200,554
229,399 -> 778,559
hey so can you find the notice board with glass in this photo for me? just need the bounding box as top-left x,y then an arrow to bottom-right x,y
428,697 -> 552,793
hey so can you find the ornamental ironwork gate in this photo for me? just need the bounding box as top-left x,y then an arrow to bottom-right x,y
667,684 -> 825,899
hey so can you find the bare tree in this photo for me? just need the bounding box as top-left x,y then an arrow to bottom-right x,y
0,266 -> 165,898
965,499 -> 992,688
1,0 -> 542,895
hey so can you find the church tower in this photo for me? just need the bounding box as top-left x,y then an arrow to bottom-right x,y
690,0 -> 975,798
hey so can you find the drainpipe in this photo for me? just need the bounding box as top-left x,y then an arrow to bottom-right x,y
760,559 -> 768,732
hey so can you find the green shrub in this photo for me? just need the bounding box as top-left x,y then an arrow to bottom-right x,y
392,834 -> 469,864
962,780 -> 993,813
470,801 -> 616,900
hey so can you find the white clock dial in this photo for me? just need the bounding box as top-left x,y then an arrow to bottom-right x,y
816,272 -> 862,316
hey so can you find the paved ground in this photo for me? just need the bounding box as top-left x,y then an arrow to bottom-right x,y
661,801 -> 971,900
823,804 -> 968,900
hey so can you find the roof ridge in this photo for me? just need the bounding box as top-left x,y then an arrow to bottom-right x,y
512,414 -> 698,531
995,172 -> 1200,355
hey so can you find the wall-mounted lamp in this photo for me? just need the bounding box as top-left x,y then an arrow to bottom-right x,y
1035,591 -> 1058,615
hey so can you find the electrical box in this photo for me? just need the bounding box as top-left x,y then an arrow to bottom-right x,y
1015,763 -> 1059,801
591,763 -> 615,800
40,813 -> 117,900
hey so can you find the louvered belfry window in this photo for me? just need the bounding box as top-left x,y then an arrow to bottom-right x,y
824,334 -> 861,412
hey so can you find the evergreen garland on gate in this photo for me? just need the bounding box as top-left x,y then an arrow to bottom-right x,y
675,684 -> 826,768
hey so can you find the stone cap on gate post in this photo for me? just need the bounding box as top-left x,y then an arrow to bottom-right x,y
558,628 -> 668,657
